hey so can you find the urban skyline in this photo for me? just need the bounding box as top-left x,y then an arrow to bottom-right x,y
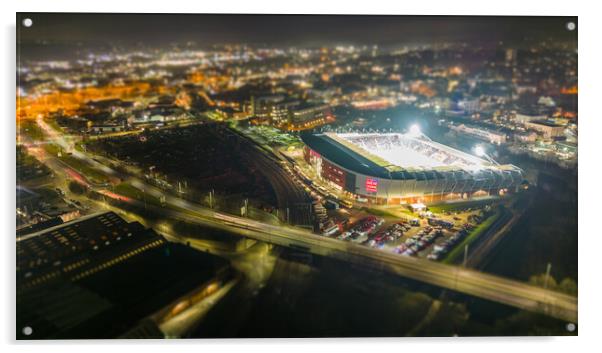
16,13 -> 578,339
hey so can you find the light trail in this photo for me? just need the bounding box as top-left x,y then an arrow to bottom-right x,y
97,189 -> 133,203
65,168 -> 89,187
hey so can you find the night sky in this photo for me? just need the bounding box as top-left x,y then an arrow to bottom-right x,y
17,13 -> 577,56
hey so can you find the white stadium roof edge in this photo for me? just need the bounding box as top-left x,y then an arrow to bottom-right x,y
324,131 -> 499,173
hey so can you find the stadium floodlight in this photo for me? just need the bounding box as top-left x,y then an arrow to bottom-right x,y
474,145 -> 486,157
408,124 -> 421,137
473,145 -> 500,165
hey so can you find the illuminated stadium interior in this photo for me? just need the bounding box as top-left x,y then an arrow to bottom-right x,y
328,132 -> 489,171
302,131 -> 523,204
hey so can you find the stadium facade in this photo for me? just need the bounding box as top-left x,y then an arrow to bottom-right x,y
301,132 -> 523,205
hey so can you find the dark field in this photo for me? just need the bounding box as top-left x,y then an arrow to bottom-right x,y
191,249 -> 572,337
87,124 -> 278,208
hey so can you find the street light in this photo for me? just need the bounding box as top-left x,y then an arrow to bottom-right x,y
473,144 -> 499,165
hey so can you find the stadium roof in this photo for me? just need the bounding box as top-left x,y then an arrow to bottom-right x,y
301,132 -> 393,178
301,132 -> 522,180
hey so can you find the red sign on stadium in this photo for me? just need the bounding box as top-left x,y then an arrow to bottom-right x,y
366,178 -> 378,193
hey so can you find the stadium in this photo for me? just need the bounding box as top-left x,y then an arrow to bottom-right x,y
301,128 -> 523,205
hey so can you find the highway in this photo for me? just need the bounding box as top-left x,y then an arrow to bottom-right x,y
29,118 -> 578,323
161,204 -> 578,323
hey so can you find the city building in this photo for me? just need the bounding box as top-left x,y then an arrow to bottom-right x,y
270,99 -> 302,125
515,113 -> 547,124
301,132 -> 523,205
524,120 -> 566,139
16,186 -> 80,231
449,123 -> 507,145
505,48 -> 517,65
457,98 -> 480,114
17,212 -> 231,339
514,131 -> 538,143
250,95 -> 286,120
90,123 -> 124,134
290,103 -> 332,128
213,106 -> 250,120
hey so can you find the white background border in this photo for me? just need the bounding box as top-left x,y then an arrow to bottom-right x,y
2,0 -> 598,351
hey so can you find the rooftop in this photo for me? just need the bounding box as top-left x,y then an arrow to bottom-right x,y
17,212 -> 230,339
301,132 -> 522,180
530,119 -> 563,127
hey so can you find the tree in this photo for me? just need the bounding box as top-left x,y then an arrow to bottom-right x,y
558,278 -> 578,296
528,273 -> 558,289
528,273 -> 577,296
68,181 -> 87,195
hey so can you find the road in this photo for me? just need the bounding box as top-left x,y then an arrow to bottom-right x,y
28,118 -> 578,323
172,207 -> 578,323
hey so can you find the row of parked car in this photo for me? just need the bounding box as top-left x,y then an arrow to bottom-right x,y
395,226 -> 444,257
367,222 -> 411,248
337,216 -> 384,243
426,224 -> 473,260
331,212 -> 480,262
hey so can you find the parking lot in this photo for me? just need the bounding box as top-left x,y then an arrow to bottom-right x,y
322,205 -> 490,263
276,151 -> 498,263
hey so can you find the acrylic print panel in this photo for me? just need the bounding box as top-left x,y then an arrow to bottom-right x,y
16,13 -> 578,339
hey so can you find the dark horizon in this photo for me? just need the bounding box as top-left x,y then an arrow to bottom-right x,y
17,13 -> 577,51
